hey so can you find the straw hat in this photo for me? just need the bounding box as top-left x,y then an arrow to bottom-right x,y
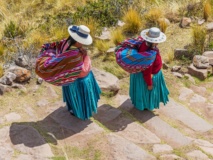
140,27 -> 166,43
68,25 -> 93,45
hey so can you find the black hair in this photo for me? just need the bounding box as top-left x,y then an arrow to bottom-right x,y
62,36 -> 77,51
145,41 -> 153,50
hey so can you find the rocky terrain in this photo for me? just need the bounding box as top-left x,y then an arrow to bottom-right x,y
0,67 -> 213,160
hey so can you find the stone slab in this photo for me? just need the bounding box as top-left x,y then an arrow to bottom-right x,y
107,134 -> 156,160
159,99 -> 213,132
130,109 -> 192,148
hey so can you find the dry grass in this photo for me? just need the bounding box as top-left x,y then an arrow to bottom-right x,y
158,18 -> 169,33
0,64 -> 3,78
158,23 -> 193,61
122,8 -> 143,34
94,40 -> 111,54
204,0 -> 212,21
192,25 -> 207,54
163,48 -> 174,64
111,28 -> 125,45
145,8 -> 164,27
76,18 -> 100,38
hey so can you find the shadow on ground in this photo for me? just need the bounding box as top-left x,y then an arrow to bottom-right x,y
93,98 -> 157,132
9,106 -> 92,148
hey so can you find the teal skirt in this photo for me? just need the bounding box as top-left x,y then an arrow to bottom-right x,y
62,71 -> 101,120
129,70 -> 169,110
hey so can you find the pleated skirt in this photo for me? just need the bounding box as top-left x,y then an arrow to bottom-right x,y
129,70 -> 169,110
62,71 -> 101,120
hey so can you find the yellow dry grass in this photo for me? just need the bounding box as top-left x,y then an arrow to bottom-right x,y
122,8 -> 143,34
204,0 -> 212,21
111,28 -> 125,45
94,40 -> 111,54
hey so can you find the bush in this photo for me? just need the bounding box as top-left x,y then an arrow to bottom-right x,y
73,0 -> 129,27
3,21 -> 25,38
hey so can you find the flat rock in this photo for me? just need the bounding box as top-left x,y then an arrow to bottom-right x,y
206,22 -> 213,31
194,139 -> 213,156
189,94 -> 207,104
0,144 -> 14,160
159,154 -> 185,160
92,68 -> 119,93
10,124 -> 54,157
130,109 -> 191,148
190,85 -> 207,96
4,112 -> 21,122
116,119 -> 161,144
94,104 -> 122,123
115,95 -> 134,111
46,107 -> 104,136
46,86 -> 58,98
187,150 -> 209,160
159,99 -> 213,132
37,99 -> 49,107
153,144 -> 173,154
178,87 -> 194,101
107,134 -> 156,160
188,64 -> 208,80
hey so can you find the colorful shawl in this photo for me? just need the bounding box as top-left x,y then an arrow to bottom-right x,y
115,37 -> 157,73
35,39 -> 83,86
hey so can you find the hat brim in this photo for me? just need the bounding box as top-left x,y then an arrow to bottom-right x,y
68,25 -> 93,45
140,29 -> 166,43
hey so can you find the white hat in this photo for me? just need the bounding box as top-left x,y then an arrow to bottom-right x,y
68,25 -> 93,45
140,27 -> 166,43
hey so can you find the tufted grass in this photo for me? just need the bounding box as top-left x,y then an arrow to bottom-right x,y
122,8 -> 143,34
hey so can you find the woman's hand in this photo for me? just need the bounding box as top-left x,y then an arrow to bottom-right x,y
148,85 -> 153,90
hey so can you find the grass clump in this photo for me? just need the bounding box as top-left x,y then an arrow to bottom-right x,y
122,8 -> 143,34
204,0 -> 212,21
111,28 -> 125,45
94,40 -> 110,54
145,8 -> 164,27
0,64 -> 3,78
158,18 -> 169,33
192,25 -> 207,54
3,21 -> 25,38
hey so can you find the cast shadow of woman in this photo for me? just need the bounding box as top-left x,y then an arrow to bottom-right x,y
93,98 -> 157,132
9,106 -> 92,148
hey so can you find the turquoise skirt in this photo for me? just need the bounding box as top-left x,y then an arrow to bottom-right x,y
129,70 -> 169,110
62,71 -> 101,120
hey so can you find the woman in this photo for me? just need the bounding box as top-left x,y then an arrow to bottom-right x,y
62,25 -> 101,120
129,27 -> 169,110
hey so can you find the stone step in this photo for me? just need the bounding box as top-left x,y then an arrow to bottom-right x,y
159,99 -> 213,132
129,109 -> 192,148
106,133 -> 156,160
194,139 -> 213,157
116,95 -> 191,148
116,96 -> 192,148
94,104 -> 161,145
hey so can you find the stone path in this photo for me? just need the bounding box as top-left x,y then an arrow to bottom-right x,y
0,83 -> 213,160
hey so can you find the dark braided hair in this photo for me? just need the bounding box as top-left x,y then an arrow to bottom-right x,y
62,36 -> 77,51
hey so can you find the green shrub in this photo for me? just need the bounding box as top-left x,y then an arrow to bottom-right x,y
3,21 -> 25,38
73,0 -> 129,27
